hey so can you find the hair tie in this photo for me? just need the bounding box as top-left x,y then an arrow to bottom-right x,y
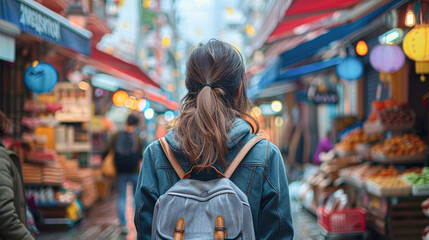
203,83 -> 213,89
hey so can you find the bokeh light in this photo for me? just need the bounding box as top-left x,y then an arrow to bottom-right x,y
112,90 -> 129,106
271,101 -> 282,113
144,108 -> 155,119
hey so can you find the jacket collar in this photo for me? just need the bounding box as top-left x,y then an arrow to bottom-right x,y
165,118 -> 251,151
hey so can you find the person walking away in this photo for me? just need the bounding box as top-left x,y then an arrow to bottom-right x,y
103,114 -> 145,234
134,39 -> 294,239
0,110 -> 34,240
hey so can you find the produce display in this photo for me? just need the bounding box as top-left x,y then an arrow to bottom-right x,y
339,163 -> 383,181
371,134 -> 428,156
366,176 -> 411,197
336,129 -> 382,152
367,176 -> 410,188
403,167 -> 429,186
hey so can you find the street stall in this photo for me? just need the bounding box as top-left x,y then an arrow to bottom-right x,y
248,0 -> 429,239
0,0 -> 179,232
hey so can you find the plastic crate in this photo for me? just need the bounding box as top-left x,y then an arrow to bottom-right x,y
317,207 -> 366,233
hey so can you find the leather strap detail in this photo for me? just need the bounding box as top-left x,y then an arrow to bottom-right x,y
224,136 -> 264,179
183,165 -> 226,179
160,137 -> 186,179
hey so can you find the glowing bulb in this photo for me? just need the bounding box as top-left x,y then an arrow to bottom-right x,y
144,108 -> 155,119
137,99 -> 147,112
78,81 -> 90,91
271,101 -> 282,113
245,24 -> 256,37
356,40 -> 368,56
405,9 -> 416,27
112,90 -> 129,106
32,61 -> 39,67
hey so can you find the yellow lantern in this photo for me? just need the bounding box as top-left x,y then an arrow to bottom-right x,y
403,25 -> 429,82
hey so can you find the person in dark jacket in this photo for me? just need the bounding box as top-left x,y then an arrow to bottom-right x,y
102,114 -> 145,234
0,111 -> 34,240
134,39 -> 294,239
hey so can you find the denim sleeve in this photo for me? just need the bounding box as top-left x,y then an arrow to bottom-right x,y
259,143 -> 294,240
134,144 -> 159,240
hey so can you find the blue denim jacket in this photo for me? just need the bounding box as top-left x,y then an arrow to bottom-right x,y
134,118 -> 294,240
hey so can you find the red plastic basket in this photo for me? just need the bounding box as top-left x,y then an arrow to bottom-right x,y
317,207 -> 366,233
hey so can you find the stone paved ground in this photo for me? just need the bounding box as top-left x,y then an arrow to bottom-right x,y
37,183 -> 136,240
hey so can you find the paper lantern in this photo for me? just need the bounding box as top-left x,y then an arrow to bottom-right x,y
403,25 -> 429,82
336,57 -> 363,81
356,40 -> 368,56
24,61 -> 58,93
369,44 -> 405,73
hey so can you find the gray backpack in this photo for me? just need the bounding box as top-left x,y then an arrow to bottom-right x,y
155,136 -> 263,240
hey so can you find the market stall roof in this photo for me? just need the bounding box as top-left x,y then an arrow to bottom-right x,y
248,0 -> 408,99
280,0 -> 407,68
56,46 -> 178,110
267,0 -> 364,43
248,57 -> 342,98
88,48 -> 178,110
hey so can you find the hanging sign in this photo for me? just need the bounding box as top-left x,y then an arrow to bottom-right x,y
311,91 -> 339,104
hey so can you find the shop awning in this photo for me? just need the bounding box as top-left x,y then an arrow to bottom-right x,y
54,45 -> 178,110
267,0 -> 365,43
280,0 -> 407,68
87,48 -> 178,110
248,57 -> 342,98
0,0 -> 92,55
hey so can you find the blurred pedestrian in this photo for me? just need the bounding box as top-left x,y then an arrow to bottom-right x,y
0,110 -> 34,240
312,131 -> 333,165
102,114 -> 145,234
134,39 -> 294,239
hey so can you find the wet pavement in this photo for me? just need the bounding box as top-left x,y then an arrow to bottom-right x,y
37,183 -> 137,240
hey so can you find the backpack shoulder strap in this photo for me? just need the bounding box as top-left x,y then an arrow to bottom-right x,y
224,136 -> 264,179
159,137 -> 186,179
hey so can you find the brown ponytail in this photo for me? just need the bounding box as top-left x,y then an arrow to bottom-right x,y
175,39 -> 258,168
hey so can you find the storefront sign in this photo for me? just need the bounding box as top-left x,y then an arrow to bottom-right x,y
19,3 -> 60,41
312,91 -> 338,104
0,0 -> 91,55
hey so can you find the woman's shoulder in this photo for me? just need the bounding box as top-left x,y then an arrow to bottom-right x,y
239,134 -> 282,167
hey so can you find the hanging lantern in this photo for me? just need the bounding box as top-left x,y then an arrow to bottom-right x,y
369,44 -> 405,73
356,40 -> 368,56
336,57 -> 363,81
403,25 -> 429,82
24,61 -> 58,93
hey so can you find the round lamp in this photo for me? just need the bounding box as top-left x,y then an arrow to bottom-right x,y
112,90 -> 129,106
403,25 -> 429,81
336,57 -> 363,81
369,44 -> 405,73
24,61 -> 58,93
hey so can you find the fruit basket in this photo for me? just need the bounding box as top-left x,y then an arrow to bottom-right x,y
317,207 -> 366,233
366,177 -> 411,197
